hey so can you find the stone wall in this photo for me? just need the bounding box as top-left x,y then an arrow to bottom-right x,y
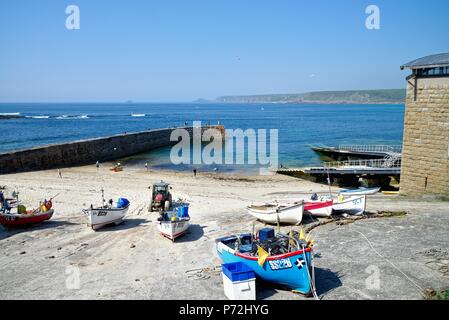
400,77 -> 449,196
0,126 -> 225,175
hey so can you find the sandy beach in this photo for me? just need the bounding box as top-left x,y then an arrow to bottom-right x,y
1,165 -> 448,300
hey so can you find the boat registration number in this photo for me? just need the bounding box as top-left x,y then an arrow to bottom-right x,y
96,211 -> 108,216
268,259 -> 292,270
2,216 -> 17,221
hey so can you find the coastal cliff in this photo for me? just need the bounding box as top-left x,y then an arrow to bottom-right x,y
216,89 -> 406,104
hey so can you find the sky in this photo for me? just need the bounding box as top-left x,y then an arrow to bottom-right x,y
0,0 -> 448,102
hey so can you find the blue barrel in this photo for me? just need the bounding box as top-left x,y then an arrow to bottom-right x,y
177,205 -> 189,218
117,198 -> 130,208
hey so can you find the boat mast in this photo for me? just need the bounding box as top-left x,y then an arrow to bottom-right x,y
101,188 -> 105,207
326,167 -> 333,197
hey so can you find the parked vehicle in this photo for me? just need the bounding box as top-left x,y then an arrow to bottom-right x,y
149,181 -> 172,212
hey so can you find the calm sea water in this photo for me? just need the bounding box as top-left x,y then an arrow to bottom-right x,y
0,103 -> 404,173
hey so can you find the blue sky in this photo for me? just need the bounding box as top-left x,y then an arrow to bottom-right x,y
0,0 -> 448,102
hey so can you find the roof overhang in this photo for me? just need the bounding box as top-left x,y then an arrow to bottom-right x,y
400,53 -> 449,70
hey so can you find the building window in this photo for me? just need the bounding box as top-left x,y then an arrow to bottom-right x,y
416,67 -> 449,77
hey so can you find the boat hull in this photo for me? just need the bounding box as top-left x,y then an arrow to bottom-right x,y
339,187 -> 380,196
304,201 -> 333,217
247,203 -> 303,225
0,210 -> 54,228
84,205 -> 129,230
332,195 -> 366,215
157,218 -> 190,241
216,240 -> 312,295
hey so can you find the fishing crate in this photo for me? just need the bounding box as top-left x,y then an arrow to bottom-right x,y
221,262 -> 256,300
258,227 -> 275,241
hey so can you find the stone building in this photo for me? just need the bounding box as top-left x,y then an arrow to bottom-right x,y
400,53 -> 449,196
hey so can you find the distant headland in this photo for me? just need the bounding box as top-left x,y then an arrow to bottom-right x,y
0,113 -> 24,120
207,89 -> 406,104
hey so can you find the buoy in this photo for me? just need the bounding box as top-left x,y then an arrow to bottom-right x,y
17,205 -> 27,214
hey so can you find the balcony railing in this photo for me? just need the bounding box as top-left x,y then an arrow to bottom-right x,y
323,158 -> 402,169
338,144 -> 402,154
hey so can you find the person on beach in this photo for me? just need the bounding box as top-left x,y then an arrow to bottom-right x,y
96,161 -> 100,169
2,198 -> 10,213
58,169 -> 62,178
0,191 -> 4,211
193,168 -> 197,177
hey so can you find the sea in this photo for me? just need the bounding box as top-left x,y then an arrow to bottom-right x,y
0,103 -> 404,174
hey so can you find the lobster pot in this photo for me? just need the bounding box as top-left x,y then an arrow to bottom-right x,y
222,262 -> 256,300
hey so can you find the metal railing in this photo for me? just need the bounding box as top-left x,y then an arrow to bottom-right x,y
338,145 -> 402,154
323,158 -> 402,169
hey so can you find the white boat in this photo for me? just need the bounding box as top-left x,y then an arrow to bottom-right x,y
247,202 -> 304,225
83,205 -> 129,230
339,187 -> 380,196
332,195 -> 366,216
82,190 -> 130,230
157,210 -> 190,241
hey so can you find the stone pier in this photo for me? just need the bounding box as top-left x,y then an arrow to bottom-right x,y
0,125 -> 225,174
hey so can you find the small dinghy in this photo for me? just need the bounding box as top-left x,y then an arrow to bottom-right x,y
304,200 -> 333,217
157,205 -> 190,242
339,187 -> 380,196
247,202 -> 304,225
0,199 -> 54,228
300,193 -> 333,217
82,189 -> 130,230
332,195 -> 366,216
110,166 -> 123,172
216,228 -> 316,296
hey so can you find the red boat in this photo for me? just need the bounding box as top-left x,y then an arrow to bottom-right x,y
0,199 -> 54,228
0,210 -> 54,228
304,200 -> 333,217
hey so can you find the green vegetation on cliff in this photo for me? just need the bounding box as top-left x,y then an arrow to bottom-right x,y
216,89 -> 406,104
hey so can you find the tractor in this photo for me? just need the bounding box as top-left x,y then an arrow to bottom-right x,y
148,181 -> 172,212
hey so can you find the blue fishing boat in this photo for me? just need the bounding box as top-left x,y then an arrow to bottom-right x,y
216,229 -> 315,295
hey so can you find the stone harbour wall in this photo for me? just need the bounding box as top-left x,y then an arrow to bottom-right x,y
400,77 -> 449,196
0,126 -> 225,175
